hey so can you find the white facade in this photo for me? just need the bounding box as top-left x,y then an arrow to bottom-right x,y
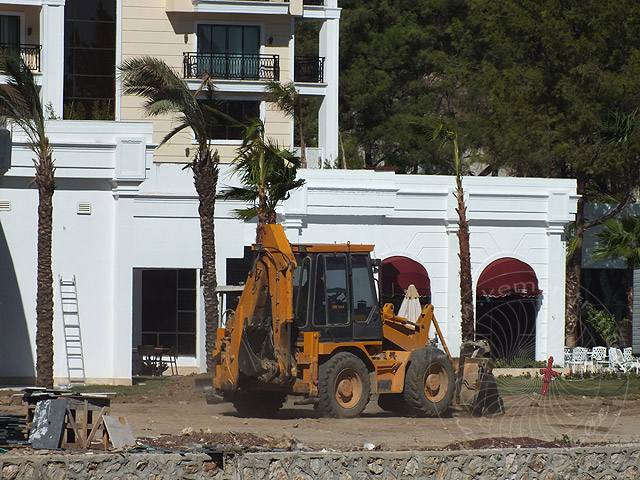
0,125 -> 578,384
0,0 -> 578,385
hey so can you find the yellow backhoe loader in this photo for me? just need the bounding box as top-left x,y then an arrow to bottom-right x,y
210,224 -> 503,418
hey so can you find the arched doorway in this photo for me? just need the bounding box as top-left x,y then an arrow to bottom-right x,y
381,256 -> 431,313
475,258 -> 542,362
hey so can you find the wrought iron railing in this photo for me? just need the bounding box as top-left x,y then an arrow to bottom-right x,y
0,44 -> 41,72
294,56 -> 324,83
183,52 -> 280,81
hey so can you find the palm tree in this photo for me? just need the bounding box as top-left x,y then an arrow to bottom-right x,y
266,81 -> 306,168
121,56 -> 229,372
432,120 -> 474,342
218,119 -> 305,243
592,216 -> 640,326
565,110 -> 638,347
0,53 -> 55,387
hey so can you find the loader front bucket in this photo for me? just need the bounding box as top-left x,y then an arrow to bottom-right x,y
455,341 -> 505,415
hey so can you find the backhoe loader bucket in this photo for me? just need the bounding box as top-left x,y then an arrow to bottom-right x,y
455,341 -> 505,415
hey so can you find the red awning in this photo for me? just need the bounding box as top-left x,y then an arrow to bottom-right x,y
477,257 -> 542,298
381,256 -> 431,297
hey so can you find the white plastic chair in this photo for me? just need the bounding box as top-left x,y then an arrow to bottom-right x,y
591,346 -> 608,372
564,347 -> 572,365
623,347 -> 636,362
567,347 -> 589,374
609,348 -> 640,374
622,348 -> 640,374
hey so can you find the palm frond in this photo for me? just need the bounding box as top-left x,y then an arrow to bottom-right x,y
120,56 -> 212,148
216,185 -> 257,202
232,207 -> 259,222
265,81 -> 297,118
0,52 -> 47,156
591,216 -> 640,268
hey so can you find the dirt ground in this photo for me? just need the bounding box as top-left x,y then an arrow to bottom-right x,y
3,375 -> 640,452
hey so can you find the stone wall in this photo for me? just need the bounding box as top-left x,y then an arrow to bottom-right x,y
1,445 -> 639,479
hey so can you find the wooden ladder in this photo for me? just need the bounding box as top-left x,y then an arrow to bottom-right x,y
59,276 -> 86,384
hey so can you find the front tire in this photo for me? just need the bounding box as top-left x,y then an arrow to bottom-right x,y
403,346 -> 455,416
316,352 -> 371,418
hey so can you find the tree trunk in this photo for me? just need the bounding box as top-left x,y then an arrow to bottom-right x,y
565,185 -> 585,348
256,185 -> 267,244
35,151 -> 55,388
192,149 -> 220,373
298,123 -> 307,169
456,174 -> 475,342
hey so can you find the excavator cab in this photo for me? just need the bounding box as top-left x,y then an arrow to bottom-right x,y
292,251 -> 383,343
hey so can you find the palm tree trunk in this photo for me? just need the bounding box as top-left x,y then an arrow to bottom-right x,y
565,188 -> 585,348
298,123 -> 306,169
35,152 -> 55,388
256,185 -> 267,244
456,174 -> 474,342
192,149 -> 220,373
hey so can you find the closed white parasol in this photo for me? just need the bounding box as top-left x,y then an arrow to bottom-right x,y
397,284 -> 422,323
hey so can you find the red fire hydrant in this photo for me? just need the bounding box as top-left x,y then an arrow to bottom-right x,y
539,356 -> 558,396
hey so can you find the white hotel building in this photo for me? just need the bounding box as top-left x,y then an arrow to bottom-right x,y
0,0 -> 577,385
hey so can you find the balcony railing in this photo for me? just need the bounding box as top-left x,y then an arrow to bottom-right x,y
294,56 -> 324,83
0,44 -> 41,72
183,52 -> 280,81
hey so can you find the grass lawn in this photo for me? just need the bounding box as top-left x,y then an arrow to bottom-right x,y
70,376 -> 172,396
68,374 -> 640,399
496,375 -> 640,397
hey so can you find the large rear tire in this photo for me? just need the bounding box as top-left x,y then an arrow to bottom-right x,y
403,346 -> 455,417
316,352 -> 371,418
231,391 -> 287,418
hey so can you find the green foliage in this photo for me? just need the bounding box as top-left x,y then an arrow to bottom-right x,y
496,374 -> 640,397
494,358 -> 547,369
592,217 -> 640,269
556,434 -> 580,446
64,100 -> 114,120
218,119 -> 305,227
0,52 -> 47,157
72,376 -> 171,396
121,57 -> 235,152
337,0 -> 468,172
449,0 -> 640,195
584,304 -> 627,346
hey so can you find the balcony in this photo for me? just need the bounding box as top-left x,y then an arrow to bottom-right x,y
183,53 -> 280,81
294,56 -> 324,82
0,44 -> 41,73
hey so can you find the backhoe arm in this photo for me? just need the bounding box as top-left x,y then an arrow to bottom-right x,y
212,225 -> 297,390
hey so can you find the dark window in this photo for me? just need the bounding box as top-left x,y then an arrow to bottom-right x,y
63,0 -> 116,120
325,255 -> 349,325
198,24 -> 259,55
294,256 -> 311,326
197,24 -> 260,80
203,100 -> 260,140
0,15 -> 19,45
141,269 -> 197,355
351,255 -> 376,323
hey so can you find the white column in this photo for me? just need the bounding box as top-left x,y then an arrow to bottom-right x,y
543,226 -> 567,364
318,17 -> 339,164
41,1 -> 65,117
445,186 -> 462,357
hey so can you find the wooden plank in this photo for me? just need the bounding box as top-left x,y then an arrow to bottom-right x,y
85,406 -> 107,447
29,398 -> 68,449
103,416 -> 136,449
